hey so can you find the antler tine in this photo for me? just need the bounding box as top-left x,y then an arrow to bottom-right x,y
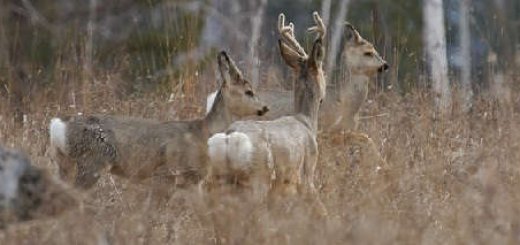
277,13 -> 285,34
307,11 -> 326,40
278,13 -> 308,58
288,23 -> 295,37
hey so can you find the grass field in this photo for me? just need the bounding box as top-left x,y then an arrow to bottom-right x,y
1,73 -> 520,244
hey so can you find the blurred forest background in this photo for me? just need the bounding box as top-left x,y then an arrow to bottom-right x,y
0,0 -> 519,123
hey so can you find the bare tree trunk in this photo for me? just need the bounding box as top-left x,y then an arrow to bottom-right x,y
459,0 -> 472,112
201,0 -> 225,51
0,5 -> 8,70
488,51 -> 511,108
248,0 -> 268,86
423,0 -> 451,112
325,0 -> 350,79
372,1 -> 391,91
492,0 -> 515,71
320,0 -> 332,28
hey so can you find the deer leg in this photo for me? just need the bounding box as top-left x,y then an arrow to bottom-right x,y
53,151 -> 77,184
308,181 -> 328,218
302,153 -> 328,218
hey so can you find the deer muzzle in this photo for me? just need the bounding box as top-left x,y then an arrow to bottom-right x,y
257,106 -> 269,116
378,63 -> 389,73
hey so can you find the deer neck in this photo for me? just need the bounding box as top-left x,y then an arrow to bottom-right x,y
348,71 -> 370,85
203,91 -> 232,135
342,66 -> 370,86
338,70 -> 370,99
294,78 -> 321,132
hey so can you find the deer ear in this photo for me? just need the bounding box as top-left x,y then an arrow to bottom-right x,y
217,51 -> 232,87
309,39 -> 325,68
279,40 -> 302,69
218,51 -> 244,87
344,22 -> 361,44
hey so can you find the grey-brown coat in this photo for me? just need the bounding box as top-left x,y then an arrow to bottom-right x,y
206,12 -> 327,216
49,52 -> 269,189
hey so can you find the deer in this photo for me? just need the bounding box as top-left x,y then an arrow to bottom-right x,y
206,22 -> 389,167
205,12 -> 328,217
49,51 -> 269,190
0,145 -> 78,228
320,22 -> 389,169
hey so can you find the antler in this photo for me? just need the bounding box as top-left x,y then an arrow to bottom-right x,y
307,11 -> 326,40
278,13 -> 308,59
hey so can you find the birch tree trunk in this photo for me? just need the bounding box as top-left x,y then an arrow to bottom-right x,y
423,0 -> 451,112
320,0 -> 332,28
248,0 -> 268,86
459,0 -> 472,112
325,0 -> 350,78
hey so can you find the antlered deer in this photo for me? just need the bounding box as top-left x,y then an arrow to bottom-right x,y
206,12 -> 328,216
207,21 -> 389,166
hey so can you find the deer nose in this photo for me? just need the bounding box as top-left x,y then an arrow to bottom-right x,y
257,106 -> 269,116
378,63 -> 389,73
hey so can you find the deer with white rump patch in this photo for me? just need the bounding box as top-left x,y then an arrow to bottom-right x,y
206,22 -> 389,167
49,52 -> 269,189
206,12 -> 328,216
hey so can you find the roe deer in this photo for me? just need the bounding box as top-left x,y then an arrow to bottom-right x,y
206,12 -> 327,216
49,51 -> 269,189
0,145 -> 77,228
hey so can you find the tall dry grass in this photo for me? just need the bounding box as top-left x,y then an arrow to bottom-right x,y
1,70 -> 520,244
1,1 -> 519,243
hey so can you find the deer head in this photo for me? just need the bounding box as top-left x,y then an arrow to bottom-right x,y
212,51 -> 269,117
342,23 -> 388,76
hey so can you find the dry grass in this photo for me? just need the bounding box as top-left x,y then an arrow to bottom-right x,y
1,74 -> 520,244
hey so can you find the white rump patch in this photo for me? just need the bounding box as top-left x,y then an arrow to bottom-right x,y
226,132 -> 253,170
207,131 -> 253,171
49,118 -> 68,154
206,90 -> 218,115
208,133 -> 228,166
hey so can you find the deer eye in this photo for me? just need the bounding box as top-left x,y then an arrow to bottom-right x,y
245,90 -> 254,97
364,52 -> 373,57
